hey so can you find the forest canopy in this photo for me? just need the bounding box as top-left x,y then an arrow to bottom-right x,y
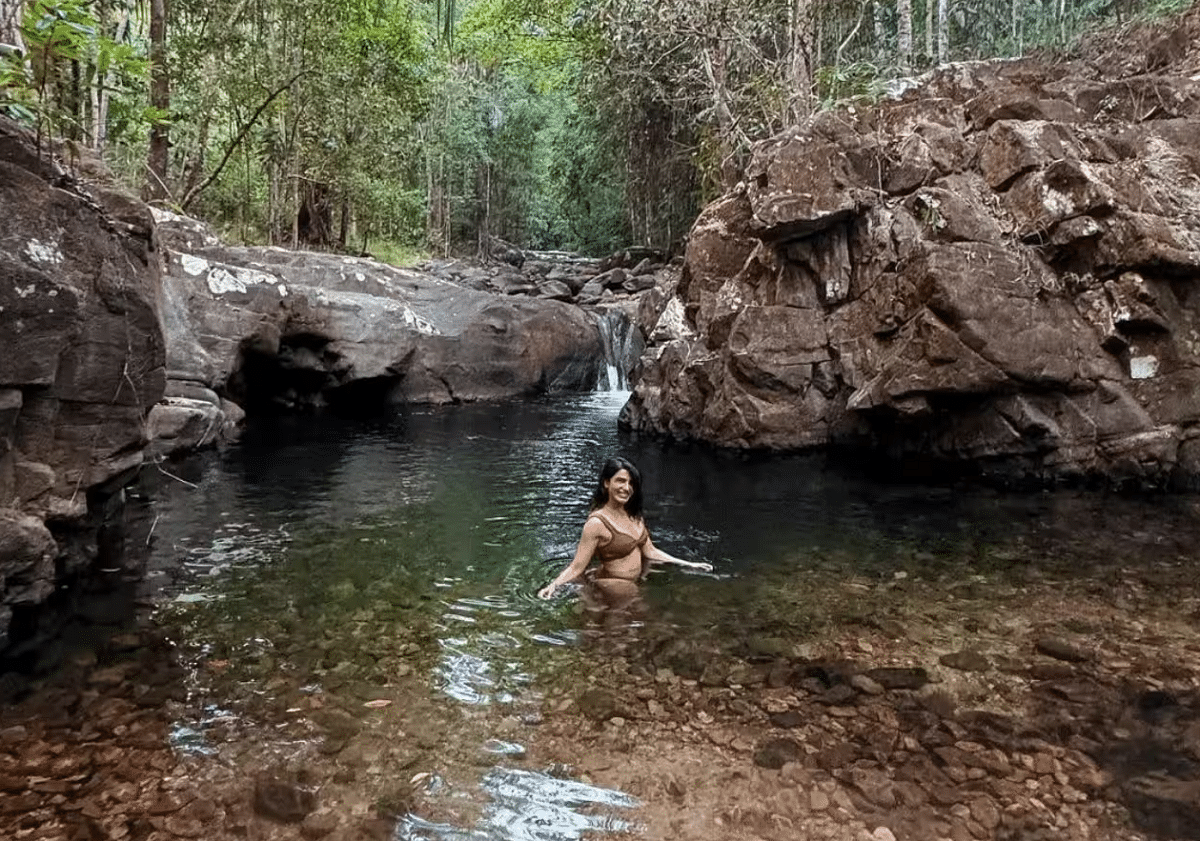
0,0 -> 1190,259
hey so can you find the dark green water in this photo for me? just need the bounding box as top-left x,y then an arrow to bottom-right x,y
138,392 -> 1200,840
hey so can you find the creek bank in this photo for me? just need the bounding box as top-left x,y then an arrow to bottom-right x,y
3,535 -> 1200,841
0,117 -> 166,658
153,213 -> 650,457
623,5 -> 1200,490
0,114 -> 655,656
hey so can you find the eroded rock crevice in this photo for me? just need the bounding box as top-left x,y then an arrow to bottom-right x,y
625,11 -> 1200,488
228,332 -> 356,414
153,214 -> 615,432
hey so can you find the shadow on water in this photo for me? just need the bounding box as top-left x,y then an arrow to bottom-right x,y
125,392 -> 1200,840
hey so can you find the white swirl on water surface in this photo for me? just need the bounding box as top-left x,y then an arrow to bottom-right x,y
395,766 -> 639,841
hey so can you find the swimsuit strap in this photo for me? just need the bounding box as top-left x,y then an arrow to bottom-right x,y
586,513 -> 609,542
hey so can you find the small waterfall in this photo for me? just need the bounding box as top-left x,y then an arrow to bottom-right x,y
593,309 -> 640,393
603,361 -> 621,391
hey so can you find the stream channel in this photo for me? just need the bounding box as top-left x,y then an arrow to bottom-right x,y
58,390 -> 1200,840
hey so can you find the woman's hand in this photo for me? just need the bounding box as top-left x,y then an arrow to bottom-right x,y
688,561 -> 713,572
538,520 -> 605,601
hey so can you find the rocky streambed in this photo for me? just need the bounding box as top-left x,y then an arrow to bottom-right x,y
3,515 -> 1200,841
534,555 -> 1200,841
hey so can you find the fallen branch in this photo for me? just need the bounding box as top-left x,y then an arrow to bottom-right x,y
145,512 -> 160,546
155,460 -> 199,489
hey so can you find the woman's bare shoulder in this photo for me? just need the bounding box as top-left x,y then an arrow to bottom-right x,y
582,515 -> 610,537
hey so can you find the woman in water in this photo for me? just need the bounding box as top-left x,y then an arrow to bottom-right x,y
538,457 -> 711,603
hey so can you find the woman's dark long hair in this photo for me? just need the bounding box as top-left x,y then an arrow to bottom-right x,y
589,457 -> 644,518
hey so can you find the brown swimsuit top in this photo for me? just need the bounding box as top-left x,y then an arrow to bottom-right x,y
589,511 -> 649,563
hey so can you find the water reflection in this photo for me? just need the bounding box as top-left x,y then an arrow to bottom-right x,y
436,630 -> 529,706
395,766 -> 639,841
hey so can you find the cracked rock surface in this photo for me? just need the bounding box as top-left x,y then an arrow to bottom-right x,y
623,5 -> 1200,489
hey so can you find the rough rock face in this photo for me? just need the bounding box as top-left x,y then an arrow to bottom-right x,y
153,212 -> 608,449
624,20 -> 1200,487
0,119 -> 166,647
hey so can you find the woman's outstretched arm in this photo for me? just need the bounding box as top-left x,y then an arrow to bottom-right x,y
538,518 -> 607,599
642,536 -> 713,572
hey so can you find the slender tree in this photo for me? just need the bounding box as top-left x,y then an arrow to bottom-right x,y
145,0 -> 169,202
937,0 -> 948,62
1,0 -> 24,55
789,0 -> 814,124
897,0 -> 912,71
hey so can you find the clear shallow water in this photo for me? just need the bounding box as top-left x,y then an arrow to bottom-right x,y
139,391 -> 1200,839
396,767 -> 640,841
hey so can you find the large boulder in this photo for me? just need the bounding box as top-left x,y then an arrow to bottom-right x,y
154,216 -> 607,420
623,19 -> 1200,488
0,118 -> 166,646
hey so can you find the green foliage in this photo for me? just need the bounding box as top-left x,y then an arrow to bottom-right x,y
1140,0 -> 1195,14
349,171 -> 427,250
574,0 -> 801,248
6,0 -> 1191,260
27,0 -> 97,63
420,0 -> 636,255
162,0 -> 434,248
547,101 -> 629,254
815,61 -> 885,109
1,0 -> 152,148
370,239 -> 431,268
0,44 -> 37,124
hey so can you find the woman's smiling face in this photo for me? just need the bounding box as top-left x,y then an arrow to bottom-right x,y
604,469 -> 633,507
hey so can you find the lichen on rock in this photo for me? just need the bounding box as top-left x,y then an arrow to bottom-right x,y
0,116 -> 167,648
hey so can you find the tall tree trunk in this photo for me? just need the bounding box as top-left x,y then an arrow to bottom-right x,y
788,0 -> 813,125
268,158 -> 281,245
813,5 -> 822,74
90,70 -> 102,149
873,0 -> 886,58
145,0 -> 170,202
897,0 -> 913,72
423,124 -> 438,249
0,0 -> 22,52
181,115 -> 208,200
428,154 -> 443,252
441,152 -> 449,256
475,159 -> 489,259
338,194 -> 349,250
291,175 -> 300,249
925,0 -> 933,65
937,0 -> 949,63
1012,0 -> 1020,52
702,43 -> 739,188
67,58 -> 82,142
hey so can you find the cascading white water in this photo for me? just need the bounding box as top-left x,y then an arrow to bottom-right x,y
603,362 -> 621,391
592,309 -> 639,392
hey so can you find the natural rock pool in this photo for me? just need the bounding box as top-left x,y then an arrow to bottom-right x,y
5,392 -> 1200,841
